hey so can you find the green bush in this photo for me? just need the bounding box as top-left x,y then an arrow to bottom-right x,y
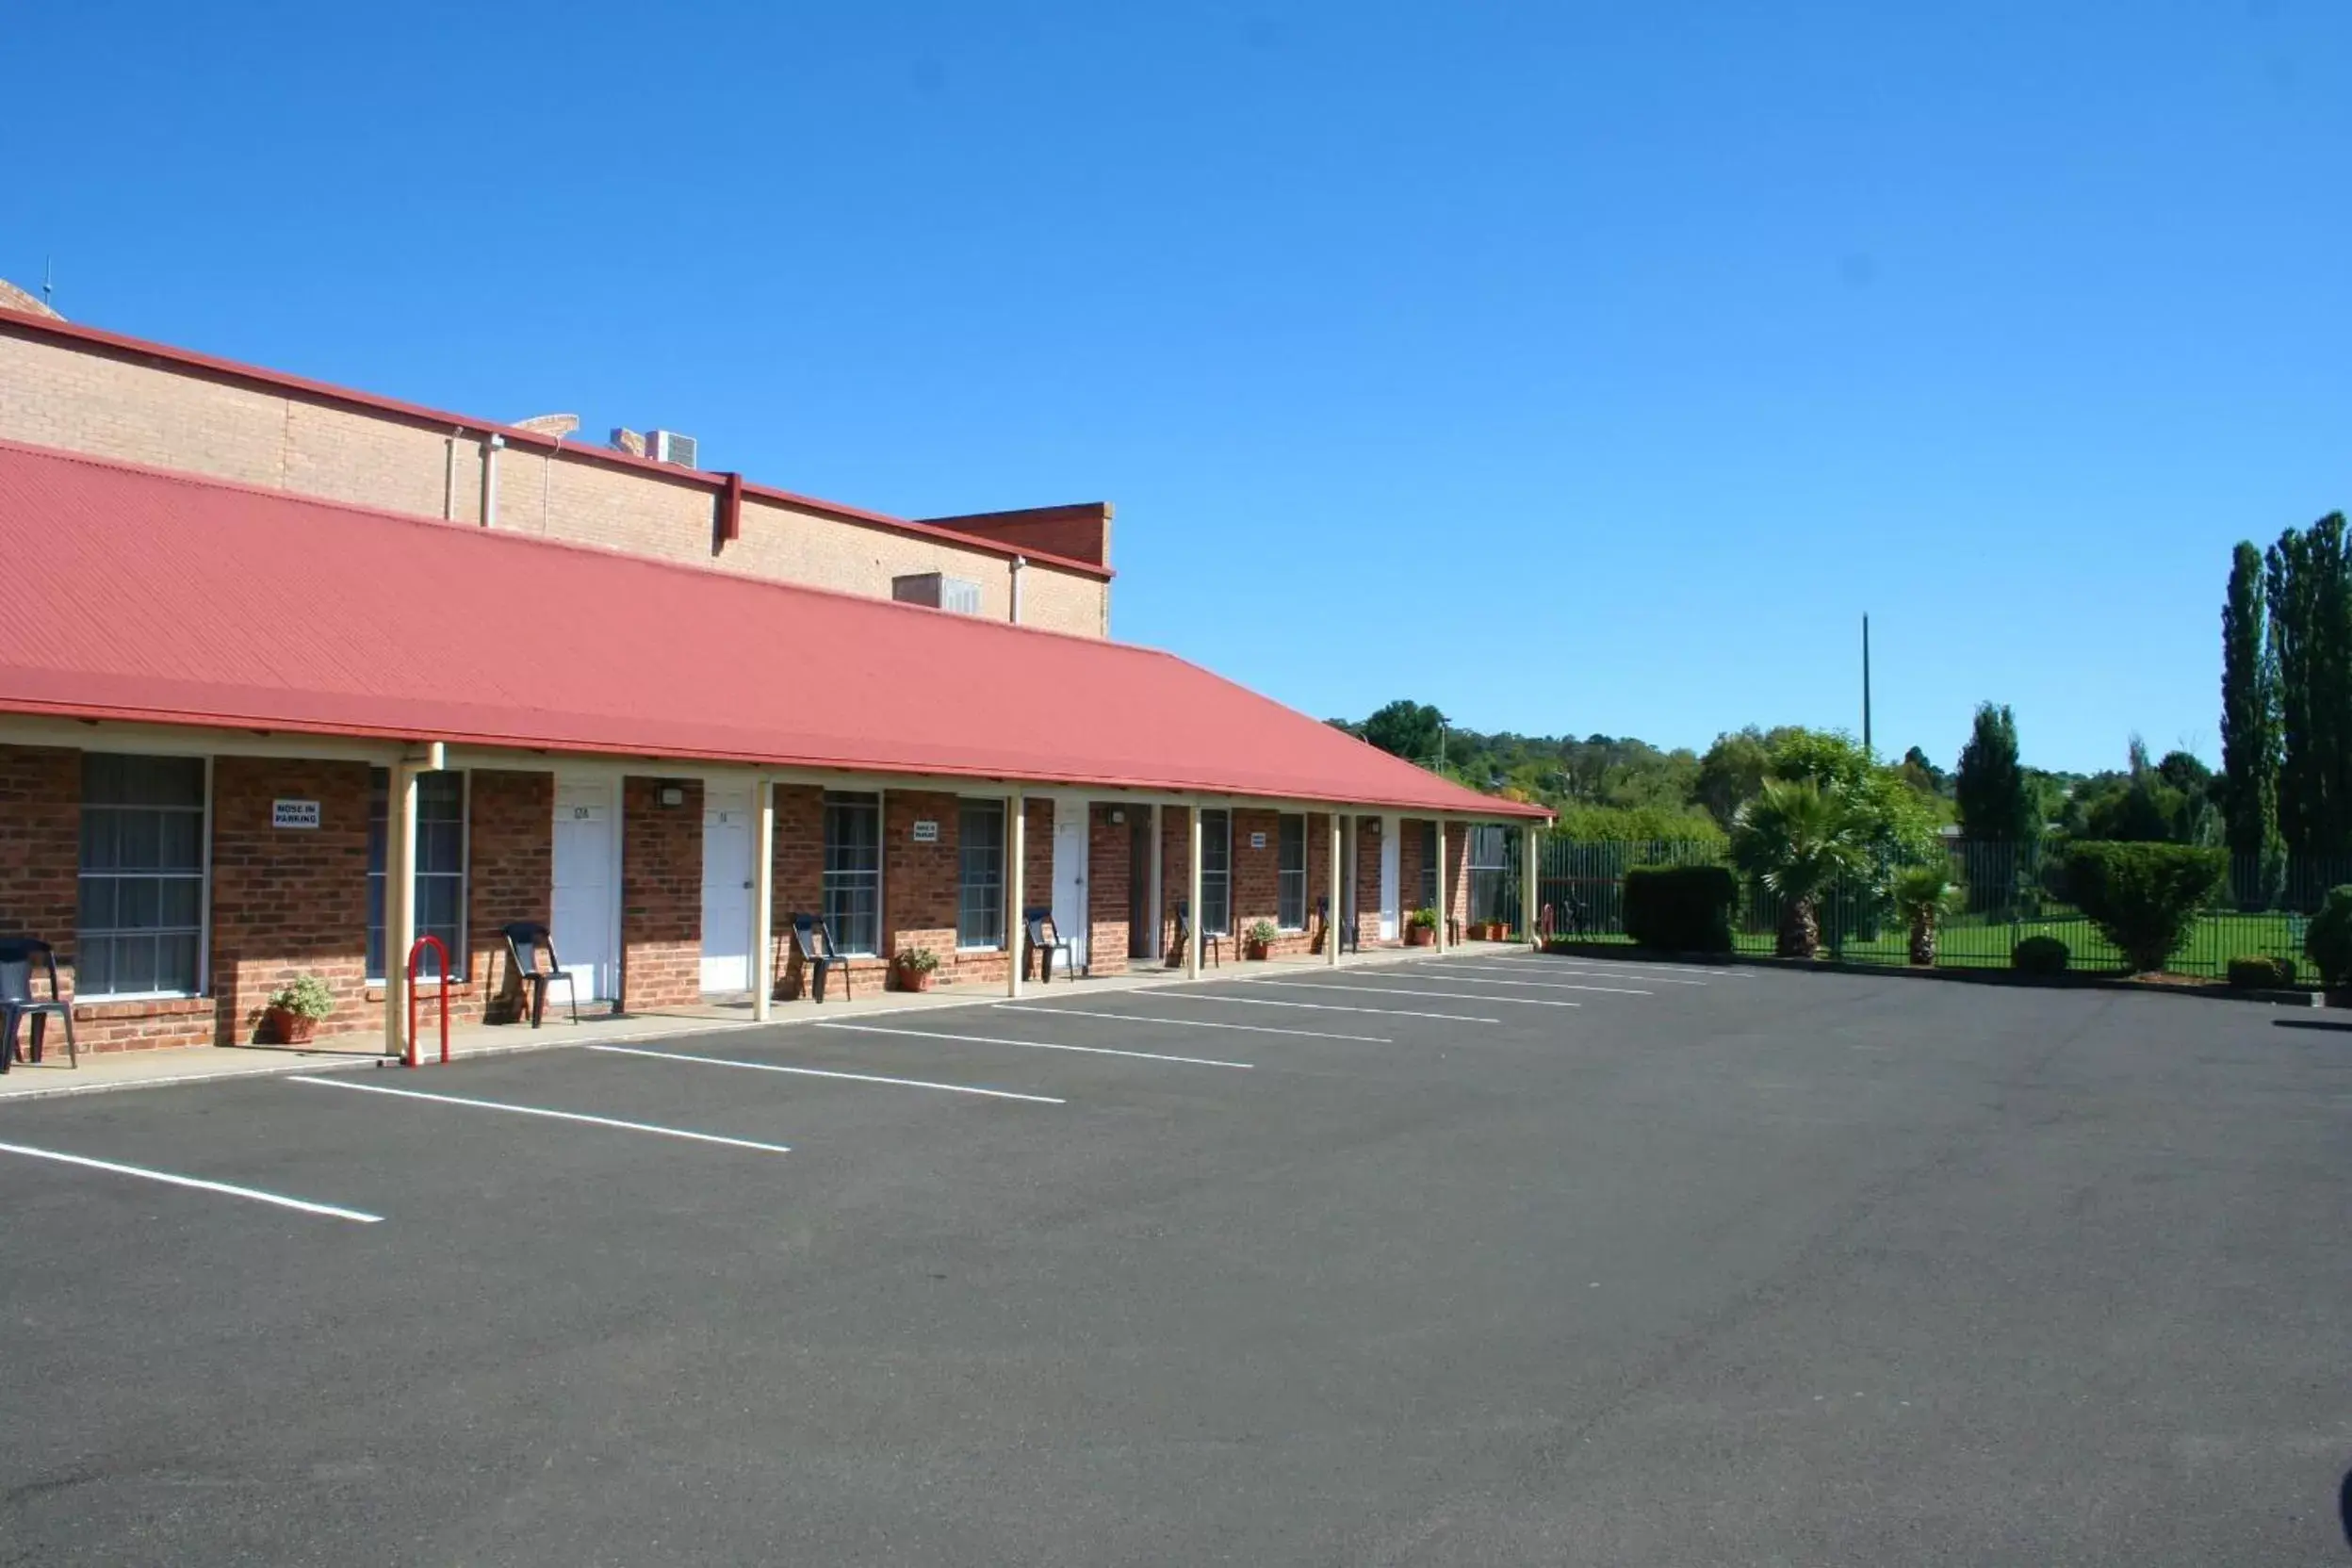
1622,864 -> 1736,953
2304,886 -> 2352,988
265,975 -> 335,1020
2225,955 -> 2296,989
2012,935 -> 2070,975
2062,841 -> 2228,974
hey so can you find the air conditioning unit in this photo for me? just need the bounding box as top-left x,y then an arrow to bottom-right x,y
645,429 -> 698,469
892,573 -> 984,615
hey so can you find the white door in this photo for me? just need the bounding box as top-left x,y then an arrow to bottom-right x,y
1380,816 -> 1400,940
700,786 -> 753,993
1051,796 -> 1089,970
552,778 -> 618,1002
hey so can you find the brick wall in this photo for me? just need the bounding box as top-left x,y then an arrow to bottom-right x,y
1157,806 -> 1192,967
882,791 -> 1013,989
208,757 -> 373,1047
0,743 -> 78,988
466,770 -> 551,1024
621,776 -> 702,1012
1086,805 -> 1130,976
0,319 -> 1111,638
768,785 -> 826,998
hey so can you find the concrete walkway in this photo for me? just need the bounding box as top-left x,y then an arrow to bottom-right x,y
0,940 -> 1523,1102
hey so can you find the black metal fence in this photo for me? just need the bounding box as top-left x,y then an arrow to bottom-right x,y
1533,838 -> 2352,979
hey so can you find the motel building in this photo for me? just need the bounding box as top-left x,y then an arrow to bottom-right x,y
0,280 -> 1547,1061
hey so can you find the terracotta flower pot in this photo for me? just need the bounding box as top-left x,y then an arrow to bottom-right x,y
895,967 -> 935,992
264,1005 -> 317,1045
1406,925 -> 1435,947
1245,939 -> 1270,961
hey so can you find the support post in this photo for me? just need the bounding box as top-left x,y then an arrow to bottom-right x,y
1149,803 -> 1164,967
1432,819 -> 1447,955
752,776 -> 776,1021
1522,821 -> 1540,947
1327,810 -> 1343,966
1007,789 -> 1026,998
383,761 -> 420,1055
1186,805 -> 1203,979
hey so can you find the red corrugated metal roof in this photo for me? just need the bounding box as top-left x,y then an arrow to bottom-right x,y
0,440 -> 1544,819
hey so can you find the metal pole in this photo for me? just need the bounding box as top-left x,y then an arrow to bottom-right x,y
1862,613 -> 1873,757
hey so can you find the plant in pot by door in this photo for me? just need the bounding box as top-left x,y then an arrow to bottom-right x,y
262,975 -> 335,1045
1406,906 -> 1439,946
1244,919 -> 1278,960
893,945 -> 940,992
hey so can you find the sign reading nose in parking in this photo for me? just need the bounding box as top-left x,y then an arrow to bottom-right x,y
273,799 -> 321,829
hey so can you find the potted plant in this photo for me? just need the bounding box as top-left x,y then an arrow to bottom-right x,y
1406,906 -> 1438,946
262,975 -> 335,1044
892,945 -> 941,992
1244,919 -> 1278,960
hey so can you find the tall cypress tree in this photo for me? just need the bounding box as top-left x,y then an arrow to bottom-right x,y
2267,515 -> 2352,856
1954,702 -> 2034,841
2219,541 -> 2280,858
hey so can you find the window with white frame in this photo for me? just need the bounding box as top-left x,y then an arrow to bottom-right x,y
368,770 -> 466,981
1418,820 -> 1439,910
824,792 -> 882,955
77,754 -> 207,998
957,799 -> 1005,950
1199,808 -> 1233,935
1277,814 -> 1307,930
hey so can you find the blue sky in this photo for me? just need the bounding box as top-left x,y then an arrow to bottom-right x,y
8,2 -> 2348,775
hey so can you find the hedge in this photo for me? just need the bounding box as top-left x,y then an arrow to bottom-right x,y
2012,935 -> 2070,975
2226,954 -> 2296,989
1622,864 -> 1735,954
2306,886 -> 2352,988
2062,841 -> 2228,974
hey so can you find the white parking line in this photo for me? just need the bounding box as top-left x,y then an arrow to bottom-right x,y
0,1139 -> 384,1224
1245,979 -> 1582,1008
1155,991 -> 1501,1025
1435,961 -> 1708,987
287,1075 -> 792,1153
1378,972 -> 1651,996
818,1022 -> 1251,1070
995,1004 -> 1390,1043
589,1044 -> 1062,1103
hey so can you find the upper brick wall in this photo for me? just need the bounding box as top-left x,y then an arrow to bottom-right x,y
0,316 -> 1111,638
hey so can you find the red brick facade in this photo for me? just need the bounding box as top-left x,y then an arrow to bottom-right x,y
0,743 -> 1520,1056
621,776 -> 703,1012
466,770 -> 552,1025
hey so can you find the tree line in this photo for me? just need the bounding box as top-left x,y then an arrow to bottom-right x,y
2219,514 -> 2352,881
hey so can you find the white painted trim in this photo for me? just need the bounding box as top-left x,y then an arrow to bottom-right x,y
1153,991 -> 1499,1024
287,1074 -> 792,1154
995,1003 -> 1386,1044
590,1044 -> 1063,1103
0,1139 -> 384,1223
819,1021 -> 1250,1070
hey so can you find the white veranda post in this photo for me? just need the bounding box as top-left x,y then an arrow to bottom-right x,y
1327,811 -> 1342,967
752,777 -> 776,1021
1007,790 -> 1027,999
1432,820 -> 1447,954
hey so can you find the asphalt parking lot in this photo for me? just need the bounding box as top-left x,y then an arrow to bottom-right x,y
4,955 -> 2349,1566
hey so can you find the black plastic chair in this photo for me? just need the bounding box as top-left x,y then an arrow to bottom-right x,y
1172,901 -> 1223,968
1024,907 -> 1078,983
1315,895 -> 1359,956
792,914 -> 850,1003
501,922 -> 580,1028
0,938 -> 74,1071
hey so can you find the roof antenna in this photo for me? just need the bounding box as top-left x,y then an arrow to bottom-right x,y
41,255 -> 54,309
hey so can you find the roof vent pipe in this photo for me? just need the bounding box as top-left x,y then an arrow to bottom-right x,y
1010,555 -> 1026,625
482,433 -> 505,529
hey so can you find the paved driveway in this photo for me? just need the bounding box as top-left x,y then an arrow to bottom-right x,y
3,958 -> 2347,1564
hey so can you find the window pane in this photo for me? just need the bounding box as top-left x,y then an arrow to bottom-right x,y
957,801 -> 1004,949
824,794 -> 882,953
78,877 -> 114,931
118,877 -> 159,931
77,936 -> 112,997
80,808 -> 119,871
117,811 -> 162,871
156,931 -> 200,995
161,876 -> 202,928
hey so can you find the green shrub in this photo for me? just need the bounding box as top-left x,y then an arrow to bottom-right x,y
2305,886 -> 2352,988
2062,841 -> 2228,974
2226,954 -> 2296,989
1407,906 -> 1439,931
1623,864 -> 1736,953
265,975 -> 335,1020
2012,935 -> 2070,975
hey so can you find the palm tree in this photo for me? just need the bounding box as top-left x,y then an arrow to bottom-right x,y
1731,778 -> 1867,958
1888,863 -> 1960,967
